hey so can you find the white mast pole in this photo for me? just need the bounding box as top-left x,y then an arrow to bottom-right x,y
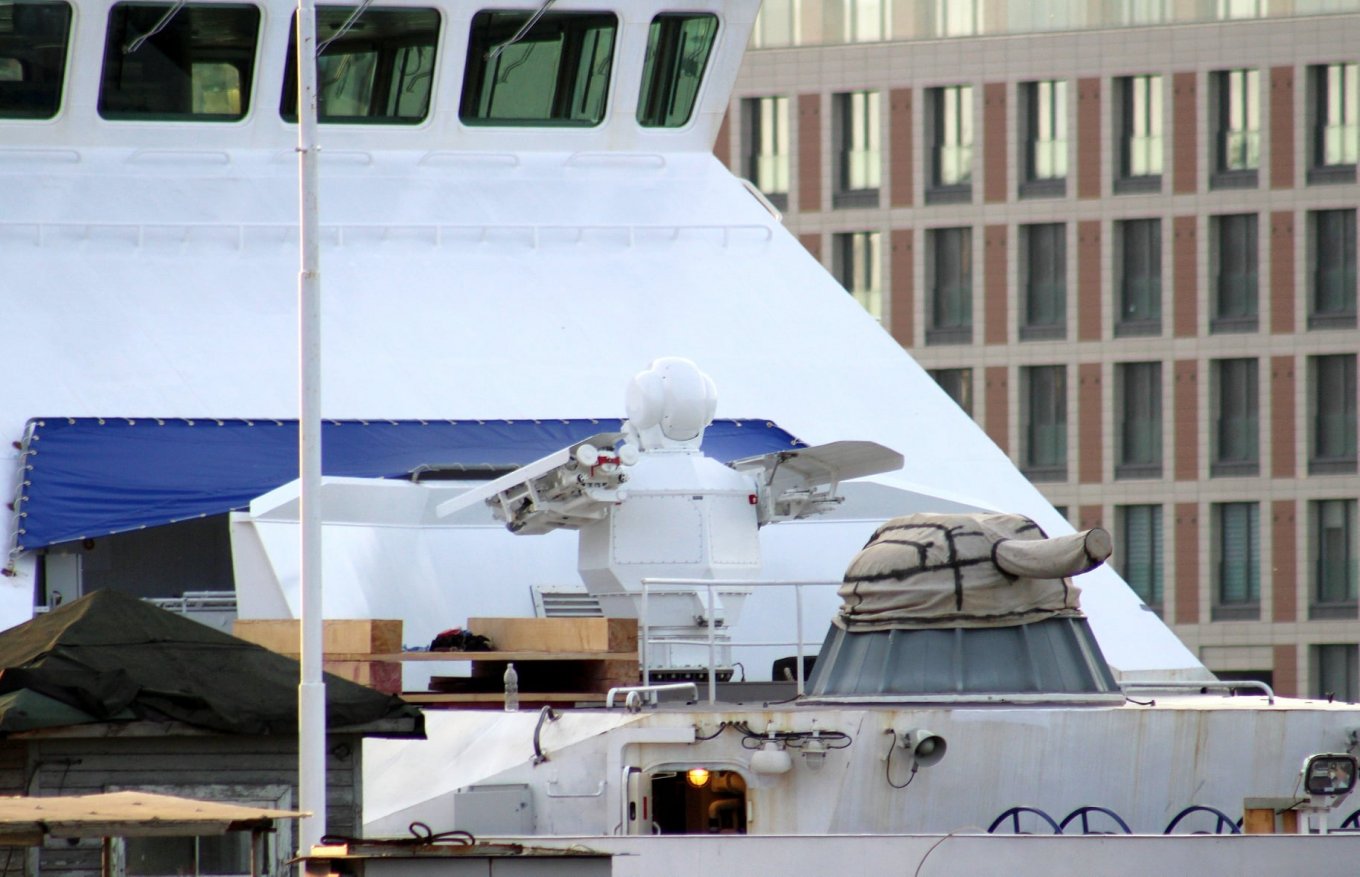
296,0 -> 326,854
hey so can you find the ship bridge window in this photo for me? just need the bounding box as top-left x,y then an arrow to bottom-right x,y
99,3 -> 260,121
0,1 -> 72,120
280,6 -> 439,124
459,10 -> 616,126
637,13 -> 717,128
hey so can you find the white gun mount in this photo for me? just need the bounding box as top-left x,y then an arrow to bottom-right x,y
437,358 -> 904,672
731,441 -> 908,525
448,432 -> 636,535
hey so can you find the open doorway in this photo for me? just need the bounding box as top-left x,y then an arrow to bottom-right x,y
650,769 -> 747,834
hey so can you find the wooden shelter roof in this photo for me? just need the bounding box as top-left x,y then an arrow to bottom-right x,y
0,791 -> 304,845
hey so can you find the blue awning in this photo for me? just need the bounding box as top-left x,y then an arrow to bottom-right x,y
14,417 -> 804,550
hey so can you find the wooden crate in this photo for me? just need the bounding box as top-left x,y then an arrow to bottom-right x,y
232,619 -> 403,657
323,660 -> 402,696
1242,797 -> 1303,834
466,617 -> 637,654
233,619 -> 404,696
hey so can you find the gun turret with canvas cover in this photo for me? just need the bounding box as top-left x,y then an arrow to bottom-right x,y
807,513 -> 1121,701
436,358 -> 903,672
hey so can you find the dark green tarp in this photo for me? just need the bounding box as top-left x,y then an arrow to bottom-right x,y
0,590 -> 423,737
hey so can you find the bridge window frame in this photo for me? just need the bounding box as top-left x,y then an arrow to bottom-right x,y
98,2 -> 262,122
459,9 -> 618,128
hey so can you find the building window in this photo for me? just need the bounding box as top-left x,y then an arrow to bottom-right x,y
1211,213 -> 1258,333
742,96 -> 789,210
1116,74 -> 1162,192
119,783 -> 291,877
1217,0 -> 1265,18
926,227 -> 972,344
929,368 -> 973,416
0,1 -> 71,120
1021,365 -> 1067,481
1118,0 -> 1169,25
1212,69 -> 1260,188
932,0 -> 981,37
1211,358 -> 1259,477
1310,209 -> 1357,329
1116,219 -> 1161,336
1020,223 -> 1066,340
1005,4 -> 1084,32
927,85 -> 973,203
842,0 -> 889,42
833,231 -> 882,321
1213,502 -> 1260,620
1312,499 -> 1358,618
1310,63 -> 1358,183
833,90 -> 881,207
1021,80 -> 1067,197
1312,644 -> 1359,702
126,833 -> 252,877
750,0 -> 799,48
1309,354 -> 1358,474
1117,504 -> 1163,609
1116,362 -> 1162,478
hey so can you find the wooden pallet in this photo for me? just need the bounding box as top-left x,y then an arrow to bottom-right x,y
230,617 -> 644,706
232,619 -> 404,694
416,617 -> 640,707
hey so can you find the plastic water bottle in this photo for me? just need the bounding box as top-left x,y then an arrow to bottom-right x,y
503,662 -> 519,712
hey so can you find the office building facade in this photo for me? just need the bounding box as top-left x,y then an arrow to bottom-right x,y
718,2 -> 1360,697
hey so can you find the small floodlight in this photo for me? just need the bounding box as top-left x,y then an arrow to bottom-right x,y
686,767 -> 711,788
1303,753 -> 1358,797
802,729 -> 828,772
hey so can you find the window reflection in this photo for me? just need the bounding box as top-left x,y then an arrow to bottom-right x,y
281,6 -> 439,124
100,3 -> 260,121
0,0 -> 71,119
460,11 -> 616,127
638,13 -> 717,128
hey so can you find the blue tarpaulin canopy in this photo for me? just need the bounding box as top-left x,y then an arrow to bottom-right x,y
14,417 -> 805,551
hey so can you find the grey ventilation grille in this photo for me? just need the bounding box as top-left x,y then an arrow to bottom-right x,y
530,585 -> 603,618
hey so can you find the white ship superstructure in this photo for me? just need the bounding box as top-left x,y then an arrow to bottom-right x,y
7,0 -> 1360,867
0,0 -> 1202,682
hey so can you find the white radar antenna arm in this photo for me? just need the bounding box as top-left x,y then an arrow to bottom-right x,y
729,440 -> 905,525
434,357 -> 904,535
433,431 -> 636,535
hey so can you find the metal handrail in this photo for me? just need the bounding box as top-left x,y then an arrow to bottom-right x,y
1121,679 -> 1275,705
606,683 -> 698,710
145,590 -> 239,613
638,577 -> 841,704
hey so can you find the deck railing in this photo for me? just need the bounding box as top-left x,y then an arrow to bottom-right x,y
637,577 -> 841,704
